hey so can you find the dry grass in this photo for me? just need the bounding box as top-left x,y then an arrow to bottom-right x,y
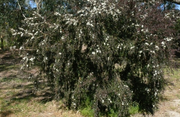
133,67 -> 180,117
0,51 -> 83,117
1,51 -> 180,117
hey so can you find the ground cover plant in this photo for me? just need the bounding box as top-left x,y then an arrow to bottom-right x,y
11,0 -> 178,116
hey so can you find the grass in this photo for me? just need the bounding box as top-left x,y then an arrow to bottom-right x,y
79,97 -> 94,117
164,67 -> 180,79
80,106 -> 94,117
129,104 -> 139,115
0,62 -> 83,117
1,69 -> 178,117
0,77 -> 24,83
0,98 -> 50,117
1,52 -> 180,117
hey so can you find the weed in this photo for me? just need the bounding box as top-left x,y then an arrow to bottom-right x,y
80,97 -> 94,117
80,106 -> 94,117
129,104 -> 139,115
108,109 -> 118,117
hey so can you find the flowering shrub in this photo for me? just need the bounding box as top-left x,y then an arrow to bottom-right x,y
12,0 -> 176,116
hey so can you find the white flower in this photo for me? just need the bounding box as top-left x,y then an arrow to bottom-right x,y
19,28 -> 24,31
31,36 -> 35,40
28,33 -> 33,36
155,46 -> 159,50
19,46 -> 23,50
150,50 -> 155,54
29,57 -> 35,62
122,101 -> 124,105
154,92 -> 157,96
124,85 -> 128,88
12,32 -> 17,36
43,57 -> 48,62
161,41 -> 166,48
86,22 -> 93,27
61,36 -> 65,40
145,42 -> 149,46
23,57 -> 27,60
161,41 -> 165,45
164,37 -> 173,42
130,46 -> 135,50
145,29 -> 149,33
92,52 -> 95,55
34,31 -> 38,35
72,102 -> 76,106
54,12 -> 60,16
102,99 -> 104,103
154,70 -> 158,76
80,29 -> 83,34
145,88 -> 150,92
135,24 -> 139,27
96,50 -> 101,53
108,98 -> 112,103
20,33 -> 24,37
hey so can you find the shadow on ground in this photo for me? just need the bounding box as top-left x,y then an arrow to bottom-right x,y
0,51 -> 54,116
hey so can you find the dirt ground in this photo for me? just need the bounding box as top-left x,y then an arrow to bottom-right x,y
0,51 -> 83,117
0,50 -> 180,117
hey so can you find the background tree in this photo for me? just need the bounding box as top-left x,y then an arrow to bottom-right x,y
0,0 -> 34,50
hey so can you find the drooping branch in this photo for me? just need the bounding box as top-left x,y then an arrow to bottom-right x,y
137,0 -> 180,4
167,0 -> 180,4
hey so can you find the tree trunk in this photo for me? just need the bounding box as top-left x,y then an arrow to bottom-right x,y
1,36 -> 3,50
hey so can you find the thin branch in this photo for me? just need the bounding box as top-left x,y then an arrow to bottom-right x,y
17,0 -> 26,19
167,0 -> 180,4
35,0 -> 42,13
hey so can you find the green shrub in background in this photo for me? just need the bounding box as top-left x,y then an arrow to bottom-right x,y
12,0 -> 177,116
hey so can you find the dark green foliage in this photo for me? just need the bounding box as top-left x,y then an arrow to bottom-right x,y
13,0 -> 177,116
